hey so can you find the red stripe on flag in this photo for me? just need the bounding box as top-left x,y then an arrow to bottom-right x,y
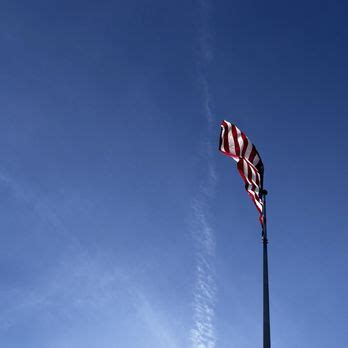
222,122 -> 230,154
249,145 -> 257,164
232,125 -> 241,157
241,132 -> 248,158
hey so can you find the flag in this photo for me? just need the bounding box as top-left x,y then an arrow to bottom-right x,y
219,120 -> 264,223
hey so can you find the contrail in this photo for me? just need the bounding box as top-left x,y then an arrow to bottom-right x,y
190,191 -> 217,348
190,1 -> 217,347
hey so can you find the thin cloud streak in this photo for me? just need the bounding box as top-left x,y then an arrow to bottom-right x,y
0,172 -> 180,348
0,248 -> 180,348
190,1 -> 217,348
190,194 -> 217,348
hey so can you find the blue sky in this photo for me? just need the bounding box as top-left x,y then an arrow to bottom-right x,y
1,1 -> 348,347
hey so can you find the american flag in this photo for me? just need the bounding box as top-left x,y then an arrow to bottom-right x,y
219,120 -> 264,223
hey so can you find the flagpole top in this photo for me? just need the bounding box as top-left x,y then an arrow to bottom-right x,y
262,189 -> 268,196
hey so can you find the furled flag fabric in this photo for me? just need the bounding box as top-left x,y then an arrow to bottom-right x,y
219,120 -> 264,223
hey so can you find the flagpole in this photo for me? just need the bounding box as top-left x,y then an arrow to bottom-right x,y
262,189 -> 271,348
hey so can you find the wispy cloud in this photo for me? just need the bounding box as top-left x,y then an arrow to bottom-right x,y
190,194 -> 217,348
0,247 -> 180,348
190,1 -> 218,348
134,292 -> 181,348
0,169 -> 89,250
0,172 -> 180,348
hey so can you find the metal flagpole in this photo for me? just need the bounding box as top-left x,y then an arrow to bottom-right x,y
262,189 -> 271,348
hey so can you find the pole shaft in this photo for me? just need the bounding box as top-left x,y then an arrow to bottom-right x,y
262,192 -> 271,348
